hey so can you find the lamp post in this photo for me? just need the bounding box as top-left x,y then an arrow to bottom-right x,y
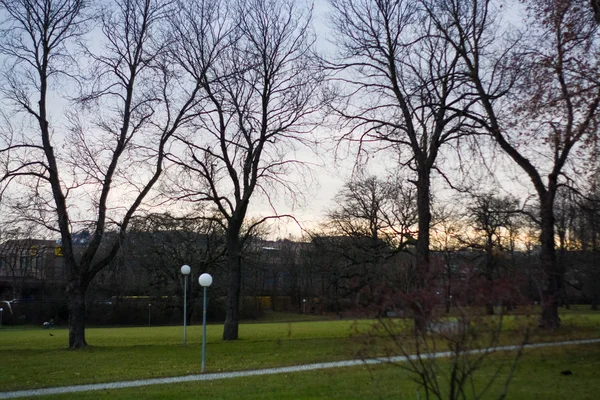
181,264 -> 191,346
302,298 -> 307,314
199,273 -> 213,373
148,303 -> 152,326
0,308 -> 3,328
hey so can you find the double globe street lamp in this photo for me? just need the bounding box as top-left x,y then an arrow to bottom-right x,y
180,265 -> 213,372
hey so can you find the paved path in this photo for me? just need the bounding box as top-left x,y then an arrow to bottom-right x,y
1,338 -> 599,399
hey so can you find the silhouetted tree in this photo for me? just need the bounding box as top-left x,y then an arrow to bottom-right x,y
165,0 -> 323,340
0,0 -> 202,348
426,0 -> 600,328
328,0 -> 476,330
467,193 -> 519,314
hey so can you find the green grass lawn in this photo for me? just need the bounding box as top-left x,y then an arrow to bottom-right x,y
0,319 -> 374,392
36,343 -> 600,400
0,307 -> 599,398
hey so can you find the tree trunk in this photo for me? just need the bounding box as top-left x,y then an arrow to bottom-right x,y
66,280 -> 88,349
591,270 -> 599,311
539,194 -> 561,329
413,166 -> 432,333
485,238 -> 495,316
445,264 -> 452,314
223,232 -> 242,341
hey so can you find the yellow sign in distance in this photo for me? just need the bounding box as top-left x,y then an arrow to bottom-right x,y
55,246 -> 64,257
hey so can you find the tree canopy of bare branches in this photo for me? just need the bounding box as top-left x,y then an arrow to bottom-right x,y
164,0 -> 323,340
327,0 -> 476,330
324,174 -> 417,251
0,0 -> 203,348
424,0 -> 600,328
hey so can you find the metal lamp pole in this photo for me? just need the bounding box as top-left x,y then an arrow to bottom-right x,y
181,265 -> 191,346
199,273 -> 213,373
148,303 -> 152,326
0,308 -> 3,328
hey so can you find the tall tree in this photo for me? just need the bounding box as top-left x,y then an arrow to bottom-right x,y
327,0 -> 473,329
0,0 -> 201,348
426,0 -> 600,328
166,0 -> 322,340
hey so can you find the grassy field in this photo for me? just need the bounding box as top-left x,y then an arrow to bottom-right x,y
0,306 -> 599,398
40,344 -> 600,400
0,319 -> 374,392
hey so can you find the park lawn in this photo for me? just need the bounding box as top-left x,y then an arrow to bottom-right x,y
0,320 -> 375,392
37,343 -> 600,400
0,307 -> 598,393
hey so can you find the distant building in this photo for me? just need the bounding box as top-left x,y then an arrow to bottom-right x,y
0,239 -> 65,300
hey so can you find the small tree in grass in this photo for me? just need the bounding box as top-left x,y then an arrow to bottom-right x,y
359,275 -> 530,400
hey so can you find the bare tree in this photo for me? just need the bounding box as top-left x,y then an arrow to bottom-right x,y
313,174 -> 418,311
425,0 -> 600,328
466,193 -> 519,314
0,0 -> 201,348
327,0 -> 475,330
430,205 -> 467,313
165,0 -> 322,340
326,175 -> 417,251
363,305 -> 529,400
